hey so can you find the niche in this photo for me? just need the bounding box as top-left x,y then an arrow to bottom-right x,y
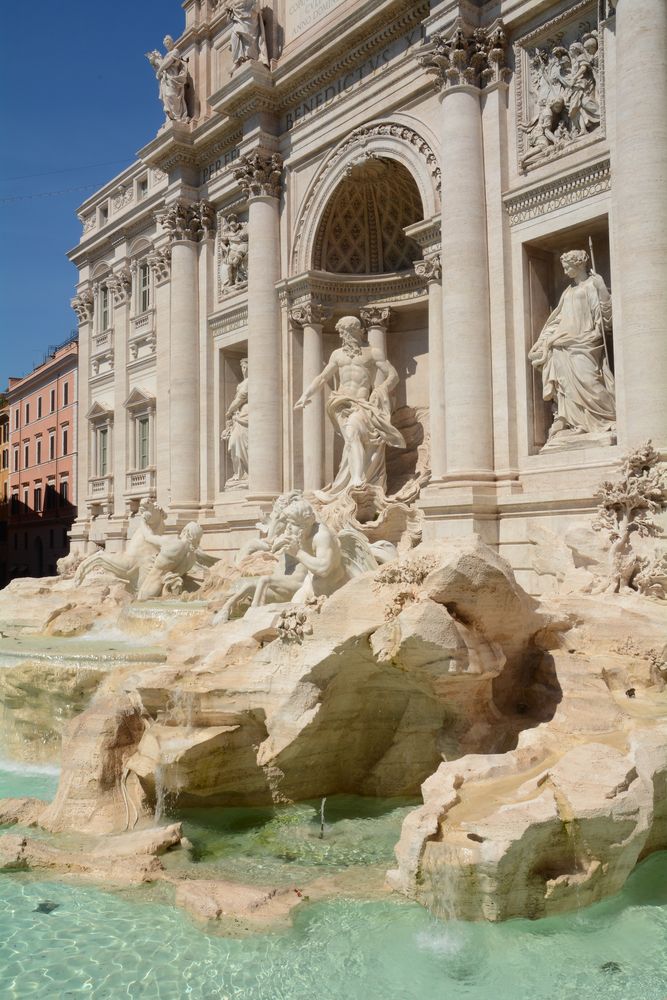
523,216 -> 612,452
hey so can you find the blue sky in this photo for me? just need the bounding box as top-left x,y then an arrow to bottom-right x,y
0,0 -> 185,388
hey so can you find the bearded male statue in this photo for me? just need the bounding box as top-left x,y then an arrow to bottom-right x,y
295,315 -> 405,496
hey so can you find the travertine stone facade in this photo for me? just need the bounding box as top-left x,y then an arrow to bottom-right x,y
68,0 -> 667,592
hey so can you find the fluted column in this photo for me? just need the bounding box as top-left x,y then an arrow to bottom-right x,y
291,303 -> 330,492
422,21 -> 510,480
159,200 -> 215,512
235,151 -> 284,498
613,0 -> 667,449
108,268 -> 132,517
415,256 -> 446,480
360,306 -> 391,356
70,289 -> 94,547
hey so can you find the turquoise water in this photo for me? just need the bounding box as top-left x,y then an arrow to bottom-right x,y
0,759 -> 60,803
1,761 -> 666,999
171,797 -> 418,885
1,854 -> 666,999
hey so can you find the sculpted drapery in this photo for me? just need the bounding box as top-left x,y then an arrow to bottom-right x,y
529,250 -> 615,440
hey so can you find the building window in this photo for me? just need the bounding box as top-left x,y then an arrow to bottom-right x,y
98,427 -> 109,476
1,449 -> 7,470
63,382 -> 69,406
23,488 -> 28,509
1,422 -> 7,444
138,177 -> 149,200
46,483 -> 56,510
139,263 -> 151,313
13,447 -> 18,472
50,388 -> 56,412
101,286 -> 110,331
60,479 -> 69,504
36,439 -> 42,465
100,205 -> 109,225
14,409 -> 19,429
11,492 -> 19,516
37,397 -> 42,419
49,433 -> 55,460
34,487 -> 42,513
137,416 -> 150,470
25,403 -> 30,424
24,443 -> 29,468
62,427 -> 68,456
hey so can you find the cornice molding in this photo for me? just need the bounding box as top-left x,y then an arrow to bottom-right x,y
503,158 -> 611,226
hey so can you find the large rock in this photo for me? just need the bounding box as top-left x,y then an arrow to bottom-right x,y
40,538 -> 552,826
388,593 -> 667,920
39,693 -> 152,834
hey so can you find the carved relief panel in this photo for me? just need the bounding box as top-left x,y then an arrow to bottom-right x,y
515,1 -> 605,173
217,210 -> 249,300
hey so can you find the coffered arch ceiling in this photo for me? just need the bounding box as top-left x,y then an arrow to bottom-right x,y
313,156 -> 423,274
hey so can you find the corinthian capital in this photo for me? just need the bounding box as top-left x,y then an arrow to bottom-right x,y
361,306 -> 392,330
147,246 -> 172,283
290,302 -> 331,327
414,255 -> 442,283
107,268 -> 132,306
157,199 -> 216,244
234,150 -> 283,199
420,19 -> 511,92
71,290 -> 94,323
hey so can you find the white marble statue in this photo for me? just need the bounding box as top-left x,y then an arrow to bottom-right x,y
74,498 -> 166,591
295,316 -> 406,495
221,358 -> 249,484
146,36 -> 190,122
217,491 -> 397,621
219,214 -> 248,289
223,1 -> 269,69
137,522 -> 207,601
529,250 -> 615,443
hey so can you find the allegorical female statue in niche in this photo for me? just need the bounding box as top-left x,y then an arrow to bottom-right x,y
529,249 -> 616,444
221,358 -> 249,484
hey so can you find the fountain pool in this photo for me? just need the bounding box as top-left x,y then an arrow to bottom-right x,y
0,759 -> 60,803
0,853 -> 666,999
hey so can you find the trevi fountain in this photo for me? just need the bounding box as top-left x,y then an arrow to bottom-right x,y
2,0 -> 667,998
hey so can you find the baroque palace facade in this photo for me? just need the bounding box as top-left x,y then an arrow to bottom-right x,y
68,0 -> 667,594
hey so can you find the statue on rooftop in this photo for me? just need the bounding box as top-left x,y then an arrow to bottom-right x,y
146,36 -> 190,123
223,1 -> 269,69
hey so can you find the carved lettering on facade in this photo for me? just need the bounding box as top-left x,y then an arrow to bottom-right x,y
283,28 -> 423,130
285,0 -> 346,43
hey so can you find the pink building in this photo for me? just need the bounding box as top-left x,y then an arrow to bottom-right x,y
7,336 -> 78,579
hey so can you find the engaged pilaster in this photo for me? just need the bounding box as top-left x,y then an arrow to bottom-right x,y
235,150 -> 284,498
612,0 -> 667,449
159,199 -> 215,512
290,302 -> 331,492
415,256 -> 446,480
421,20 -> 510,481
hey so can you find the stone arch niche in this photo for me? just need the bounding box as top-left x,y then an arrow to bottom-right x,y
313,157 -> 423,274
288,121 -> 440,501
292,119 -> 441,276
